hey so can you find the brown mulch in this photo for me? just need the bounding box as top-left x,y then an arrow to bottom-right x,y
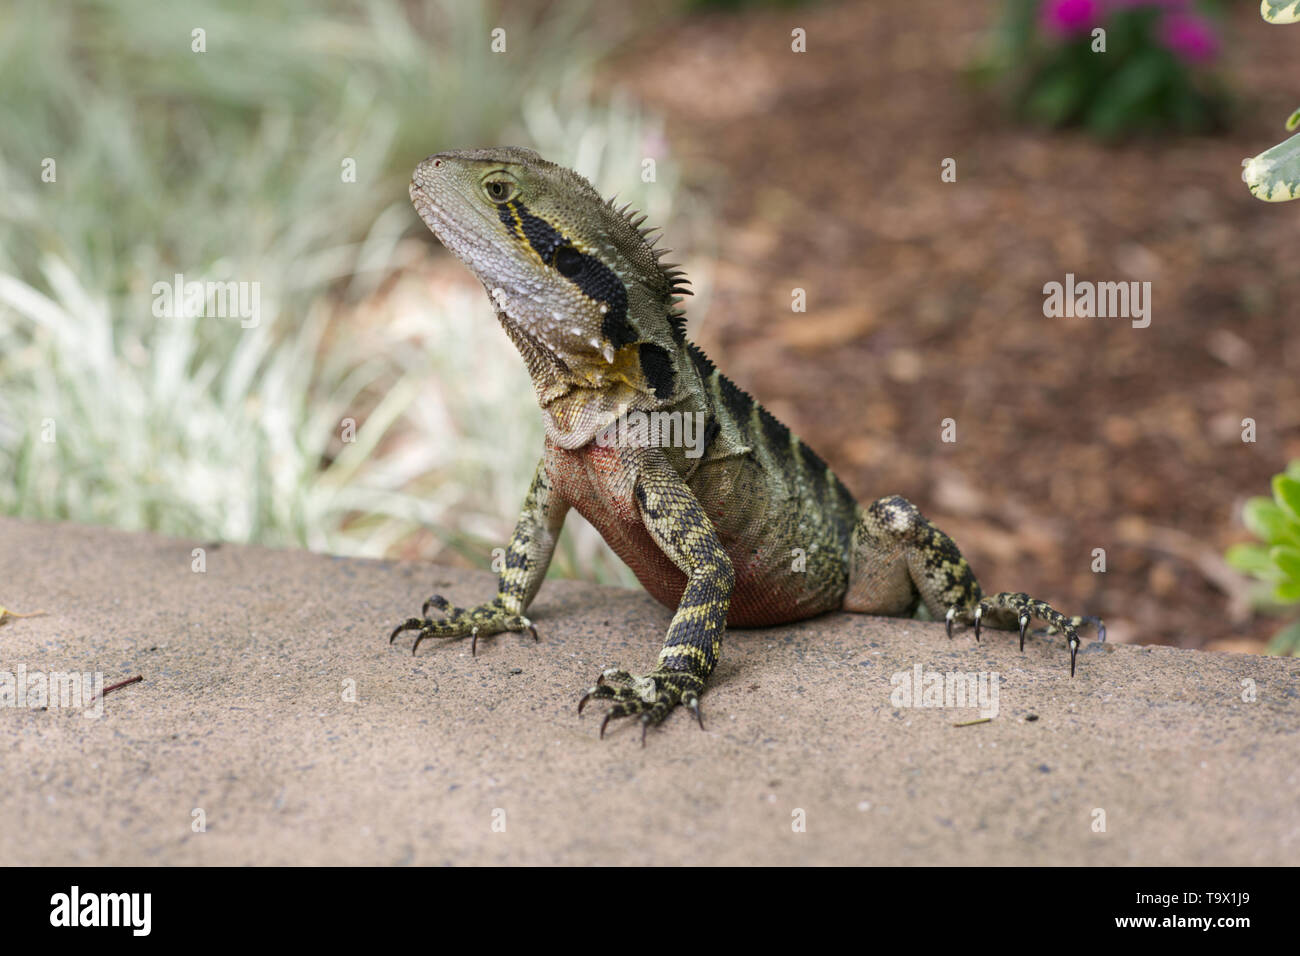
611,0 -> 1300,652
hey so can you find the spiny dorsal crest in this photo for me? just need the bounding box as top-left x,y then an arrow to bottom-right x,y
603,193 -> 693,341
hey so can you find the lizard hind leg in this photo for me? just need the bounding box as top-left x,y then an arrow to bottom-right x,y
843,495 -> 1103,676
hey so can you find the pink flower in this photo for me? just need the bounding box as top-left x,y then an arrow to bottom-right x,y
1040,0 -> 1104,36
1108,0 -> 1189,9
1158,13 -> 1219,63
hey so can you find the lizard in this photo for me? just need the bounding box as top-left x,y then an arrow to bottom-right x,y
391,146 -> 1104,742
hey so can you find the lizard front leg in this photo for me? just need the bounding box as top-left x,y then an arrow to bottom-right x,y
844,495 -> 1104,675
578,453 -> 734,743
388,458 -> 568,655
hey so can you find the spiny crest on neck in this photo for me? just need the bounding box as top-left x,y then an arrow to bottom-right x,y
602,193 -> 692,345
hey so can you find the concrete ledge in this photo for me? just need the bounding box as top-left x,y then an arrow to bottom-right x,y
1,516 -> 1297,865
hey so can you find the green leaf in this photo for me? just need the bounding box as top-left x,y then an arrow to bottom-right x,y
1085,51 -> 1169,136
1273,578 -> 1300,603
1274,476 -> 1300,520
1266,618 -> 1300,656
1288,108 -> 1300,132
1243,130 -> 1300,201
1023,63 -> 1090,126
1274,475 -> 1300,520
1243,497 -> 1292,543
1226,543 -> 1275,576
1261,1 -> 1300,25
1270,545 -> 1300,580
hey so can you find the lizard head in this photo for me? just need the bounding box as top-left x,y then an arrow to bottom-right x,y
409,147 -> 689,386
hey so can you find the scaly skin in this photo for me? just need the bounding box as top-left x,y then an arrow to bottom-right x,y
392,147 -> 1104,742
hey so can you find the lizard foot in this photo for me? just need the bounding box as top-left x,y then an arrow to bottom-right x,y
946,591 -> 1105,677
388,595 -> 536,656
577,668 -> 706,745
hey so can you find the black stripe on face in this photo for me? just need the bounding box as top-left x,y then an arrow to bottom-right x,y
500,200 -> 637,351
638,343 -> 676,400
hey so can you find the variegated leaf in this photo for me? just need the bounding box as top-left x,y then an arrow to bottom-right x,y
1262,1 -> 1300,24
1243,131 -> 1300,201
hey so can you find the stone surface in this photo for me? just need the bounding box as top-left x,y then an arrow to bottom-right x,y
1,516 -> 1296,865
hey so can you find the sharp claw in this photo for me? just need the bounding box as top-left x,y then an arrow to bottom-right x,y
411,631 -> 427,655
690,701 -> 705,731
1097,621 -> 1107,643
641,715 -> 650,748
1018,614 -> 1029,652
973,606 -> 982,642
1069,639 -> 1079,678
471,626 -> 479,657
578,692 -> 591,715
527,624 -> 539,643
389,618 -> 418,644
945,607 -> 955,639
599,714 -> 612,739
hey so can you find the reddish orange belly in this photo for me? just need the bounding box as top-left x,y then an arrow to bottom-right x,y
545,442 -> 829,627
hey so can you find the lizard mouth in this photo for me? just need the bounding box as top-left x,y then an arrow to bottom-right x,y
409,178 -> 571,382
410,181 -> 468,244
408,180 -> 449,236
409,180 -> 511,278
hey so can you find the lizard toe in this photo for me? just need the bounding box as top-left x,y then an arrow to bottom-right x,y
972,591 -> 1100,676
578,669 -> 702,742
387,596 -> 534,656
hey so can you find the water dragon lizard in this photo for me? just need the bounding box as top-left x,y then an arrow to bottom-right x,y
391,147 -> 1104,742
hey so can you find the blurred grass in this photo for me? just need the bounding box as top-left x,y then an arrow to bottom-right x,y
0,0 -> 684,586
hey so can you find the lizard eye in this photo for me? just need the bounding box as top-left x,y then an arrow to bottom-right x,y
554,246 -> 585,278
483,179 -> 516,204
